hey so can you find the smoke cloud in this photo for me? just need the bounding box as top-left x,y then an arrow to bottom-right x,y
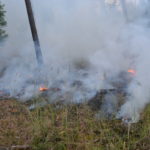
0,0 -> 150,122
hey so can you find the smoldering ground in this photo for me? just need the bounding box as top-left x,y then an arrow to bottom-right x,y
0,0 -> 150,122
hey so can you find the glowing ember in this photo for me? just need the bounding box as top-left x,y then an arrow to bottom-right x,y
39,86 -> 48,92
128,69 -> 136,75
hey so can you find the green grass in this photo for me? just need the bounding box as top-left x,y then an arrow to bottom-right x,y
0,99 -> 149,150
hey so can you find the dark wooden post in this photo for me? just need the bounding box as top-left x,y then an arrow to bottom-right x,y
25,0 -> 44,66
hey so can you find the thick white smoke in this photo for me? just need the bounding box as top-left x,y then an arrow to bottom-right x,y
0,0 -> 150,122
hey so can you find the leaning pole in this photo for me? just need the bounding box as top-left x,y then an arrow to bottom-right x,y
24,0 -> 44,66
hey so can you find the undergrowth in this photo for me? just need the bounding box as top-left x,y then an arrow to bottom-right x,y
0,99 -> 149,150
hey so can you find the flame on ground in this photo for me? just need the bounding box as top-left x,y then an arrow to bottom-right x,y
128,69 -> 136,75
39,86 -> 48,92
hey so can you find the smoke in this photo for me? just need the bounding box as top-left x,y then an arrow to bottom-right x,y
0,0 -> 150,122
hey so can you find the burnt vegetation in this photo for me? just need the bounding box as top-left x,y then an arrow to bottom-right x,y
0,1 -> 150,150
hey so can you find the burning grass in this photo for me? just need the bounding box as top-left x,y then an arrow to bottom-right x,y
0,98 -> 149,150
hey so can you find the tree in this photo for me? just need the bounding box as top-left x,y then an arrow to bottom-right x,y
0,1 -> 7,40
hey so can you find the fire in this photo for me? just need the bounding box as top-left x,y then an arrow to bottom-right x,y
128,69 -> 136,75
39,86 -> 48,92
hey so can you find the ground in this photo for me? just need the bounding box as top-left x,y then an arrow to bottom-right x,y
0,99 -> 149,150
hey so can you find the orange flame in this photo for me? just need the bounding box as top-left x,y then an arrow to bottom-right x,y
39,86 -> 48,92
128,69 -> 136,75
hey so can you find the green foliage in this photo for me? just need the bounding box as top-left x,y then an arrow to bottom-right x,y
0,1 -> 7,40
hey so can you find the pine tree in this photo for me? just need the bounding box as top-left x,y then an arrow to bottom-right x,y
0,1 -> 7,40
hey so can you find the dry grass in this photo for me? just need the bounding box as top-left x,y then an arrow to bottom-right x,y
0,99 -> 149,150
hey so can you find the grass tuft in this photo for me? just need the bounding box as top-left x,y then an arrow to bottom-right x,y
0,99 -> 149,150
